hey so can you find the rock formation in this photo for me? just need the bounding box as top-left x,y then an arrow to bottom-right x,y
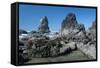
89,21 -> 96,30
87,21 -> 96,45
61,13 -> 86,42
19,29 -> 28,35
38,16 -> 50,33
77,21 -> 96,59
61,13 -> 96,59
61,13 -> 78,30
61,13 -> 85,35
25,36 -> 77,58
18,14 -> 97,64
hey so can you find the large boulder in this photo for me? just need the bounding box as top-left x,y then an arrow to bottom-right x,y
77,43 -> 96,59
25,36 -> 51,57
60,41 -> 77,54
38,16 -> 50,33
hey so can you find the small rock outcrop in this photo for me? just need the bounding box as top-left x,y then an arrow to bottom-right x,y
89,21 -> 96,30
38,16 -> 50,33
87,21 -> 96,44
19,29 -> 28,35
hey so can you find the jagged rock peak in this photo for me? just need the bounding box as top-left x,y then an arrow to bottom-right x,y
65,13 -> 76,20
40,16 -> 48,24
61,13 -> 78,30
38,16 -> 50,33
61,13 -> 86,37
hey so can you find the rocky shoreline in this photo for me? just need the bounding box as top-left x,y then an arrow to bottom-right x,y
18,13 -> 96,64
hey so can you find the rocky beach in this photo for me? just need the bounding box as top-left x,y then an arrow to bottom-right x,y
18,13 -> 96,64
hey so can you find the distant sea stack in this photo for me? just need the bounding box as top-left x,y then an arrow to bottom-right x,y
38,16 -> 50,33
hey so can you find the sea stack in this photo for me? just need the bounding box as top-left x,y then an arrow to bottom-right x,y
38,16 -> 50,33
61,13 -> 85,36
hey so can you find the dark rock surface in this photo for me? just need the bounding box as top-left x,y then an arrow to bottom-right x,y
61,13 -> 86,43
89,21 -> 96,30
61,13 -> 86,36
87,21 -> 96,44
38,16 -> 50,33
19,29 -> 28,35
61,13 -> 78,30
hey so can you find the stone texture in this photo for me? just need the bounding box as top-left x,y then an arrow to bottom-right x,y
19,29 -> 28,35
38,16 -> 50,33
61,13 -> 96,59
61,13 -> 86,37
61,13 -> 78,30
89,21 -> 96,30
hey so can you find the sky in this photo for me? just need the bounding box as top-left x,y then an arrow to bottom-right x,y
19,4 -> 96,32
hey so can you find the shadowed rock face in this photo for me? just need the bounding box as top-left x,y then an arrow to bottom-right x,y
61,13 -> 86,31
61,13 -> 86,39
19,29 -> 28,35
89,21 -> 96,30
86,21 -> 96,46
87,21 -> 96,39
38,16 -> 50,33
61,13 -> 78,30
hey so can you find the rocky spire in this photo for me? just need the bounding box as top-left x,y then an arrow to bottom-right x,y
38,16 -> 50,33
61,13 -> 86,37
61,13 -> 78,30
